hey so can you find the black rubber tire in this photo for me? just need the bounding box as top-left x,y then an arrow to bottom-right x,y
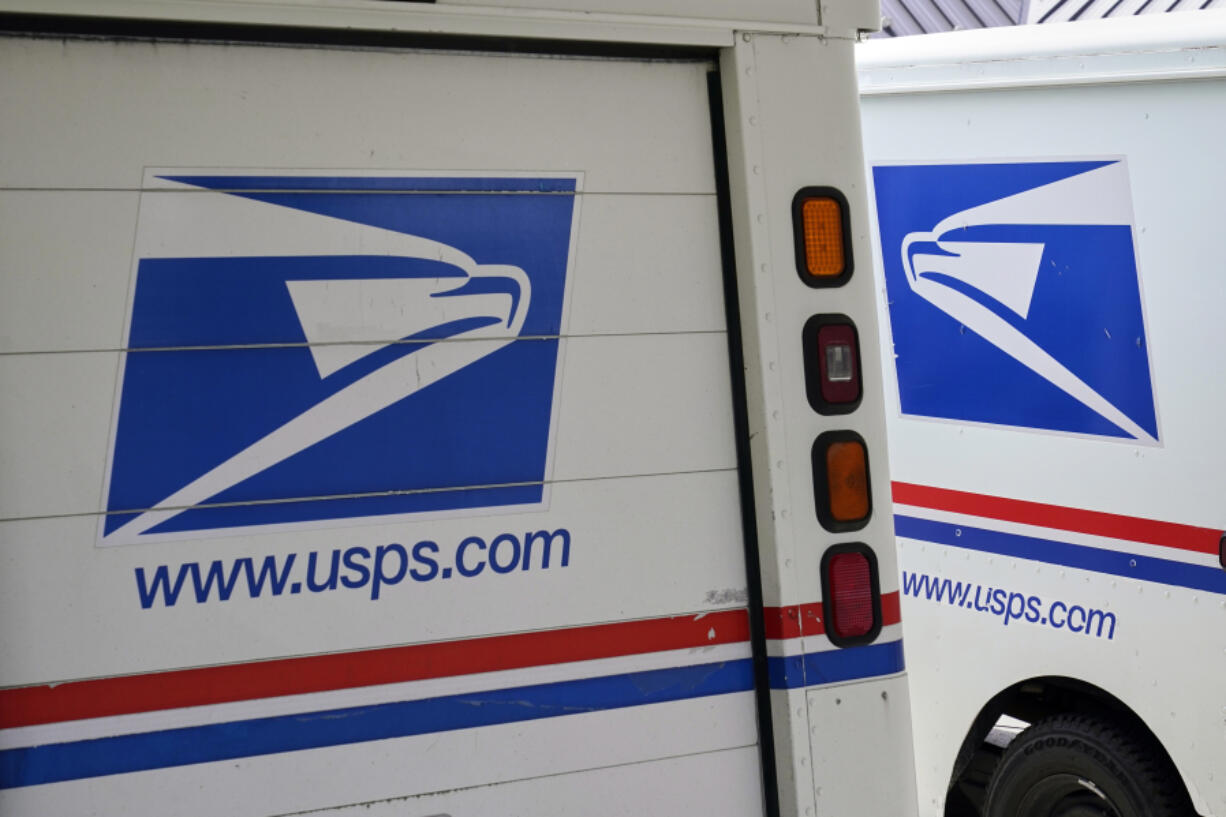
983,713 -> 1187,817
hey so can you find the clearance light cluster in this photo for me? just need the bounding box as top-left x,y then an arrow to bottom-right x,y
793,187 -> 881,648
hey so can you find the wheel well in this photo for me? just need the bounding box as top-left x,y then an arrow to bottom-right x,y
943,676 -> 1196,817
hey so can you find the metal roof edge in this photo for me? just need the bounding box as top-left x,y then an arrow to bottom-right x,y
857,10 -> 1226,92
0,0 -> 872,47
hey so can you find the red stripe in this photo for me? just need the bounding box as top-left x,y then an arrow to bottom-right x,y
763,592 -> 901,640
0,610 -> 748,729
763,603 -> 824,639
893,481 -> 1221,556
880,591 -> 901,625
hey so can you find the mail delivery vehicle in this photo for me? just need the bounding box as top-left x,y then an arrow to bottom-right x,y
0,1 -> 917,815
858,13 -> 1226,817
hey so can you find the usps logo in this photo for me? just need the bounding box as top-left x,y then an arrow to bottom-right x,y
101,171 -> 579,544
872,159 -> 1159,443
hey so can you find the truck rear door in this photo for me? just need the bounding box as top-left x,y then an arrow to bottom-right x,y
0,32 -> 765,816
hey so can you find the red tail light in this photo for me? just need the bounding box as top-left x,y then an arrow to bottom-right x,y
821,545 -> 881,646
828,553 -> 873,637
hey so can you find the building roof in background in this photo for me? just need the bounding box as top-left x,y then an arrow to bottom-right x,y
879,0 -> 1020,37
877,0 -> 1224,36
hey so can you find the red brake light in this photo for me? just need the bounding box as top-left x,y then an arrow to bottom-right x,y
828,552 -> 873,638
821,546 -> 882,646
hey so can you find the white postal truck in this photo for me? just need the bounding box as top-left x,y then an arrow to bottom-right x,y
859,13 -> 1226,817
0,1 -> 918,815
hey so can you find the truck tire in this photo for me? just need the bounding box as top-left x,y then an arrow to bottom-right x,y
983,713 -> 1185,817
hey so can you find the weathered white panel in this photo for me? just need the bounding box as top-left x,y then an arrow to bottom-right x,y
0,352 -> 118,523
0,36 -> 714,194
312,745 -> 766,817
807,674 -> 916,816
0,698 -> 761,817
565,193 -> 726,337
551,332 -> 736,481
0,192 -> 137,353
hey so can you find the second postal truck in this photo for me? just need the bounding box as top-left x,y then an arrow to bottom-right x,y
0,1 -> 917,815
859,12 -> 1226,817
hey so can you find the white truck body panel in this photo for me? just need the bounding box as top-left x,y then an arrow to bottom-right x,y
859,13 -> 1226,816
0,1 -> 917,814
0,38 -> 762,816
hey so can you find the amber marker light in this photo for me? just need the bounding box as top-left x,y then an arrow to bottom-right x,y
812,431 -> 872,532
792,187 -> 853,287
827,441 -> 869,521
801,198 -> 843,275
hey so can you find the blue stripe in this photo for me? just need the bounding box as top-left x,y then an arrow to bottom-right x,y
767,640 -> 905,689
157,175 -> 578,193
895,515 -> 1226,595
0,660 -> 752,789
